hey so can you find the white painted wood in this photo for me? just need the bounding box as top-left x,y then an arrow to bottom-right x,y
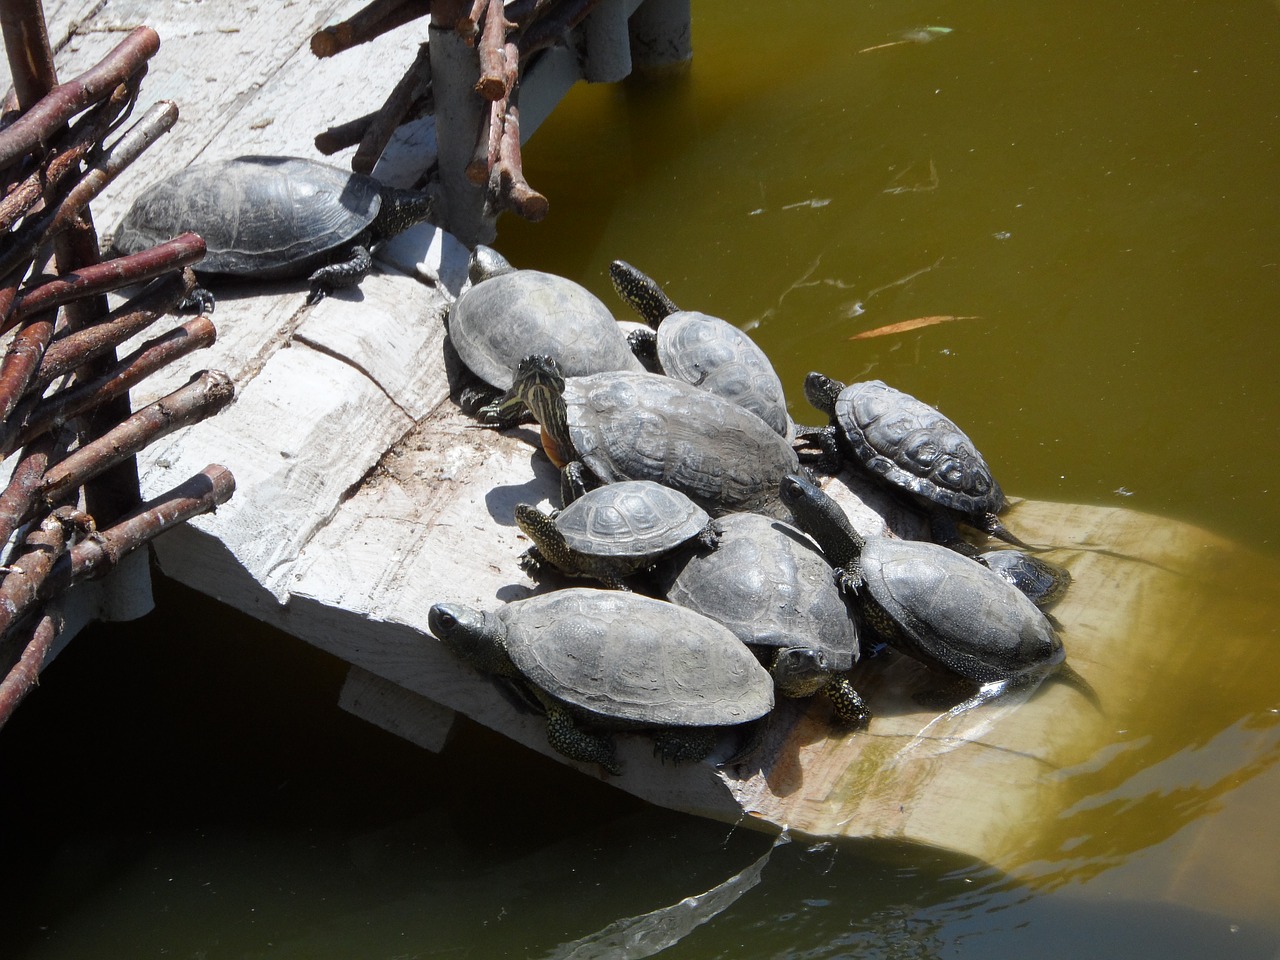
338,665 -> 455,753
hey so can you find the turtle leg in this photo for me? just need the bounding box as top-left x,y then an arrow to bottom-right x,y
792,425 -> 843,471
626,328 -> 663,373
559,461 -> 602,506
178,286 -> 216,314
825,675 -> 871,728
925,507 -> 981,556
306,243 -> 373,304
652,727 -> 718,765
544,703 -> 621,775
982,511 -> 1034,550
474,388 -> 536,427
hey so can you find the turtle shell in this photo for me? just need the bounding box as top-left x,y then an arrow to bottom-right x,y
555,481 -> 711,560
834,380 -> 1004,516
859,537 -> 1062,683
979,549 -> 1072,609
497,588 -> 774,726
656,312 -> 794,439
657,512 -> 858,670
562,371 -> 801,519
113,156 -> 382,279
450,270 -> 643,389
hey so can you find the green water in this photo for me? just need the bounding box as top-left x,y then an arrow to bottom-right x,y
3,0 -> 1280,956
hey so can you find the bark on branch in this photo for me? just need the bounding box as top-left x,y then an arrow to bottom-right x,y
311,0 -> 428,58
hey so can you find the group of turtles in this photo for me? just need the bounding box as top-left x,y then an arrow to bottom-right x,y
431,247 -> 1091,776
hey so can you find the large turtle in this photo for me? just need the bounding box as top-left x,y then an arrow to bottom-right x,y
609,259 -> 795,439
654,511 -> 869,727
799,373 -> 1025,549
499,355 -> 803,519
515,480 -> 721,589
429,588 -> 775,774
450,247 -> 644,424
779,473 -> 1096,711
112,155 -> 436,306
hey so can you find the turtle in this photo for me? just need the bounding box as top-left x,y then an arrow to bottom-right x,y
609,259 -> 795,439
979,549 -> 1072,610
798,373 -> 1026,550
514,480 -> 721,590
112,155 -> 436,308
779,473 -> 1096,711
428,587 -> 775,774
654,511 -> 870,727
497,354 -> 803,520
448,247 -> 644,425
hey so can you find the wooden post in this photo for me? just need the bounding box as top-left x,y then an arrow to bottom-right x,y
581,0 -> 631,83
628,0 -> 691,74
428,0 -> 495,246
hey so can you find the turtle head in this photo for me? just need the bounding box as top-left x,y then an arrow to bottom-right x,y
372,184 -> 439,241
770,647 -> 832,699
468,245 -> 516,285
779,473 -> 866,572
609,259 -> 679,328
514,503 -> 572,572
429,602 -> 515,677
512,355 -> 574,465
803,372 -> 846,418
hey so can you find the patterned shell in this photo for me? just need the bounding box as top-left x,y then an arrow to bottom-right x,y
835,380 -> 1004,515
555,481 -> 711,559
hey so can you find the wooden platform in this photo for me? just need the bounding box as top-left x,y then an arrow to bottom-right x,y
11,2 -> 1279,909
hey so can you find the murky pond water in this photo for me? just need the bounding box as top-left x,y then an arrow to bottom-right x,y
3,0 -> 1280,957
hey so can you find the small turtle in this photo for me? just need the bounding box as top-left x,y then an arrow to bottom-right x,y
515,480 -> 721,590
979,549 -> 1072,610
799,373 -> 1024,549
112,155 -> 436,307
497,355 -> 803,519
609,259 -> 795,439
655,511 -> 869,727
779,473 -> 1096,710
449,247 -> 643,424
429,588 -> 775,774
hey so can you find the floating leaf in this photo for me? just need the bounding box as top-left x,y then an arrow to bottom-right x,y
849,315 -> 978,340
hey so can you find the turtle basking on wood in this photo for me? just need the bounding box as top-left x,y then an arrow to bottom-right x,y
655,511 -> 869,727
515,480 -> 721,590
450,247 -> 644,425
112,155 -> 437,308
779,473 -> 1096,713
798,373 -> 1026,550
496,355 -> 803,519
429,588 -> 775,775
609,259 -> 795,439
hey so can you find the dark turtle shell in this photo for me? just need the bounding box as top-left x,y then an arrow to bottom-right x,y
657,311 -> 794,439
859,537 -> 1062,683
562,371 -> 802,519
497,588 -> 774,726
113,156 -> 382,279
450,269 -> 643,390
979,549 -> 1072,609
834,379 -> 1004,516
656,512 -> 857,670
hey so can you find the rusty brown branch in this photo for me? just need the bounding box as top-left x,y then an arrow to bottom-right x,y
0,506 -> 86,639
457,0 -> 489,40
0,610 -> 61,730
10,315 -> 218,456
315,82 -> 435,155
29,269 -> 196,391
475,0 -> 514,100
37,370 -> 235,506
0,307 -> 55,425
488,102 -> 547,221
2,233 -> 206,337
0,100 -> 179,280
0,434 -> 58,557
0,0 -> 57,109
353,41 -> 433,175
62,464 -> 236,583
311,0 -> 428,58
0,26 -> 159,171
